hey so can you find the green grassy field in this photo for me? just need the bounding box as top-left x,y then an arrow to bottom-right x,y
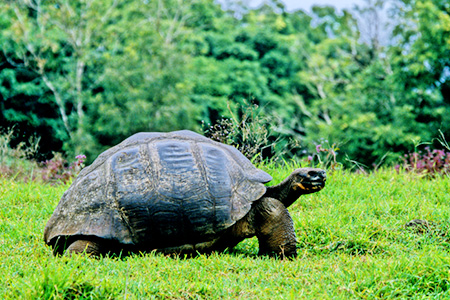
1,167 -> 450,299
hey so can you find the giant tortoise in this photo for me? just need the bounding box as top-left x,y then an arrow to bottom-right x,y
44,130 -> 326,258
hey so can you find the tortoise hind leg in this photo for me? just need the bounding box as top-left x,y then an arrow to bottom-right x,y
254,197 -> 297,259
65,239 -> 104,256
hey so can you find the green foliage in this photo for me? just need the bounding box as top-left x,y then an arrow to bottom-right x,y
296,0 -> 450,168
2,168 -> 450,298
1,0 -> 449,167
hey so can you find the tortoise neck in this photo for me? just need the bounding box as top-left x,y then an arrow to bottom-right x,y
264,177 -> 302,208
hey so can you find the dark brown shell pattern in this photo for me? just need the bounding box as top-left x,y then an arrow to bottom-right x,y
44,130 -> 272,251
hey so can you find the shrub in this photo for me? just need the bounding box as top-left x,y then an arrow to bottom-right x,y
41,154 -> 86,184
396,147 -> 450,177
203,103 -> 279,163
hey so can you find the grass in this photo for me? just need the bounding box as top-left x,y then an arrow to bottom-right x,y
1,166 -> 450,299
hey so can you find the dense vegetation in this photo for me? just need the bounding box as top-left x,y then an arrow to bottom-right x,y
1,165 -> 450,299
1,0 -> 449,167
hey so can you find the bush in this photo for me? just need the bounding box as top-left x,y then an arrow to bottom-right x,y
41,154 -> 86,184
396,147 -> 450,177
203,102 -> 296,163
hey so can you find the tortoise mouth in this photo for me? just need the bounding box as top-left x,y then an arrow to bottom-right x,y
294,180 -> 325,192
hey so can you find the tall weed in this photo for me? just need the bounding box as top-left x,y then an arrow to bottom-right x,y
0,128 -> 40,181
0,128 -> 86,183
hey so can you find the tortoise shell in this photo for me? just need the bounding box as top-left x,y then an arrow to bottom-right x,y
44,130 -> 272,252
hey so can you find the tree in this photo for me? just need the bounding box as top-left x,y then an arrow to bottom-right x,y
1,0 -> 122,156
2,0 -> 449,167
299,0 -> 450,167
390,0 -> 450,140
1,0 -> 205,160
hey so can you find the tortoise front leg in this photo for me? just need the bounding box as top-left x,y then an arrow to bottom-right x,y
253,197 -> 297,258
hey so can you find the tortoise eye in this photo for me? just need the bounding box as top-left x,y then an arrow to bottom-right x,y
308,170 -> 326,180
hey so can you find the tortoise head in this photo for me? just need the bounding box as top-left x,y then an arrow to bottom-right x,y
289,168 -> 326,194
